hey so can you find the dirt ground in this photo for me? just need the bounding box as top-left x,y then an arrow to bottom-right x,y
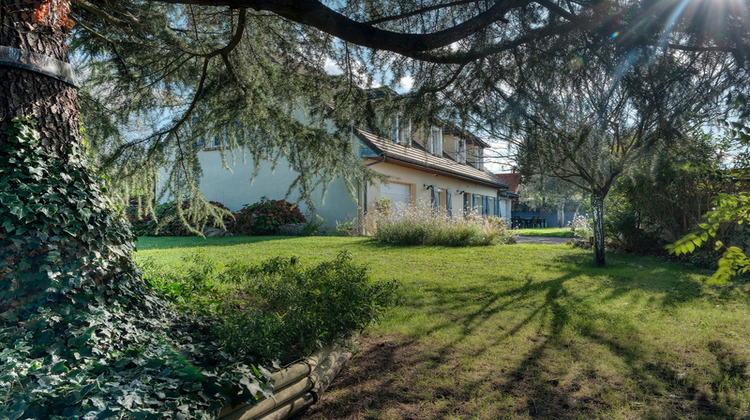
297,334 -> 436,420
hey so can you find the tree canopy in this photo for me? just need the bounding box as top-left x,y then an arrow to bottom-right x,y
69,1 -> 749,212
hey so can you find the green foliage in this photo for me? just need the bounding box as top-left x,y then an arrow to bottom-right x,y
142,252 -> 399,364
374,204 -> 514,246
668,194 -> 750,283
513,228 -> 575,238
231,199 -> 306,236
127,199 -> 234,236
0,119 -> 270,419
667,102 -> 750,282
74,3 -> 381,229
301,218 -> 325,236
604,134 -> 722,253
330,219 -> 358,237
135,235 -> 750,419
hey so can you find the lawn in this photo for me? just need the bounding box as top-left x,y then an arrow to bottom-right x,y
514,227 -> 575,237
135,236 -> 750,419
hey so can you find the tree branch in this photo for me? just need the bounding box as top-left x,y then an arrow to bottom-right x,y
154,0 -> 526,56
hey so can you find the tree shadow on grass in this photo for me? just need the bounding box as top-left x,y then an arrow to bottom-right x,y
303,258 -> 748,419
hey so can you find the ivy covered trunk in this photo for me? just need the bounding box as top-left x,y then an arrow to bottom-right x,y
0,0 -> 135,311
591,191 -> 606,267
0,2 -> 270,417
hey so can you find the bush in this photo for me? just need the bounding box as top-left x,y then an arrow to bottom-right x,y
141,252 -> 399,364
126,199 -> 233,236
330,219 -> 358,236
231,199 -> 305,235
568,214 -> 593,240
374,203 -> 514,246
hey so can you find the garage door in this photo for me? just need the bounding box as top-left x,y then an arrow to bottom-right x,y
380,182 -> 411,206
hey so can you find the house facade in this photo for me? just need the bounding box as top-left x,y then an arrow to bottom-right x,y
190,100 -> 510,232
356,127 -> 510,232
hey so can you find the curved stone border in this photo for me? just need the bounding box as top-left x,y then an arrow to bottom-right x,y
219,341 -> 353,420
0,46 -> 80,88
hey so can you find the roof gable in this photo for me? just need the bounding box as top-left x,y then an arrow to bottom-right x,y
495,173 -> 521,193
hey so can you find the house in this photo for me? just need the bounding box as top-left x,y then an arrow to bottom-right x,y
356,127 -> 510,232
188,94 -> 511,233
495,172 -> 521,211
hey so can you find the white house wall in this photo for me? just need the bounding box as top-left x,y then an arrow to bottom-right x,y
193,149 -> 358,228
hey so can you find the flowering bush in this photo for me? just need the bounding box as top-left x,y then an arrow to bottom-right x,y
231,199 -> 306,235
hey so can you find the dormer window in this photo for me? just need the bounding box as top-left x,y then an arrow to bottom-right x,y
474,146 -> 484,170
455,138 -> 467,163
392,114 -> 411,145
428,126 -> 443,156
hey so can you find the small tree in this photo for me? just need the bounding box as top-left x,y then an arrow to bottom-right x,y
512,43 -> 732,266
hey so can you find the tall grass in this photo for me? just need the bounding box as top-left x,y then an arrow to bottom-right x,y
374,203 -> 514,246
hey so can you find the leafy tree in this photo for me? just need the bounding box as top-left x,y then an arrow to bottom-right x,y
669,97 -> 750,281
605,132 -> 725,252
507,34 -> 738,265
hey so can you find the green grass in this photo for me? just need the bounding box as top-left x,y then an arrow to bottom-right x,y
136,236 -> 750,419
514,227 -> 575,237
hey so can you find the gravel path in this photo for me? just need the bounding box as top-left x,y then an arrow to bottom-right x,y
514,235 -> 572,245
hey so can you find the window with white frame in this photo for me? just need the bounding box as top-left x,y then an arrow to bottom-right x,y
474,146 -> 484,170
428,126 -> 443,155
455,138 -> 467,163
392,114 -> 411,145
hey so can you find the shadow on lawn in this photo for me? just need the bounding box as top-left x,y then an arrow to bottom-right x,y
304,260 -> 747,419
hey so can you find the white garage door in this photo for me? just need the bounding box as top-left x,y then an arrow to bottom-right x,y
380,182 -> 411,206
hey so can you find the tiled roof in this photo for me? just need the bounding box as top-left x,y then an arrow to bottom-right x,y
356,129 -> 508,189
495,173 -> 521,193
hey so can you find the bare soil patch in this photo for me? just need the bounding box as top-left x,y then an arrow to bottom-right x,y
298,333 -> 438,420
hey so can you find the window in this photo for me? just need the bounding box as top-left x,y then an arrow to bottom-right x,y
474,147 -> 484,170
392,114 -> 412,145
455,138 -> 467,163
472,194 -> 482,215
428,126 -> 443,155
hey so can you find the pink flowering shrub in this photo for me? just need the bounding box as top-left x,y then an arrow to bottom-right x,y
231,199 -> 305,235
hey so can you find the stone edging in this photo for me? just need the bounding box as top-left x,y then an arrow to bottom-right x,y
218,342 -> 352,420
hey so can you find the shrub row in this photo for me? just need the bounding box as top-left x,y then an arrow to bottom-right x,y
140,252 -> 399,364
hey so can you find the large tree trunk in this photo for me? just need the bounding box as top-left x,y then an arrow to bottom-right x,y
0,1 -> 133,311
591,191 -> 606,267
0,0 -> 80,154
